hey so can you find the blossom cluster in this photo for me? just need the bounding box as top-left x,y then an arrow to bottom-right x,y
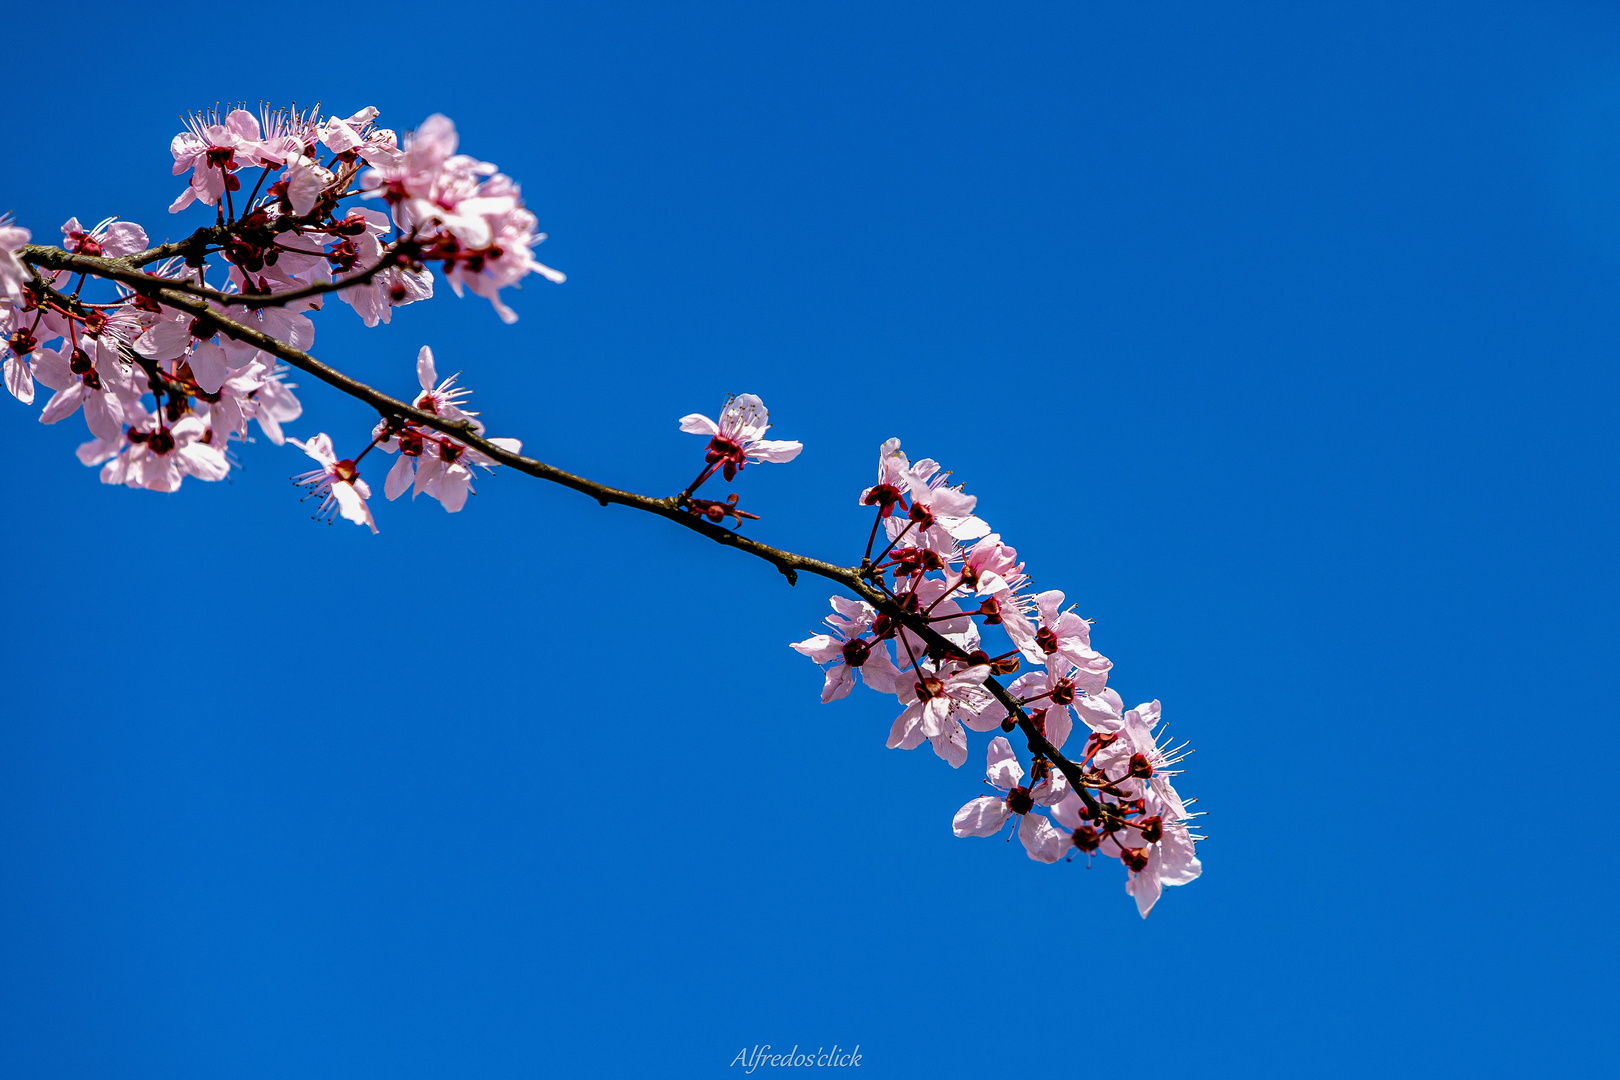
3,100 -> 1201,918
787,438 -> 1204,917
1,106 -> 557,519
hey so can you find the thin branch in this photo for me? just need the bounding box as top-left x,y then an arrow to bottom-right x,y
22,244 -> 402,311
18,246 -> 1097,797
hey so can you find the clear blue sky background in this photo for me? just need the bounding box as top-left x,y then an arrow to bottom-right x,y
1,2 -> 1616,1076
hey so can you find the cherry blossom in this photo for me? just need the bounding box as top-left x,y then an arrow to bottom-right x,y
291,433 -> 377,533
1090,699 -> 1192,819
1007,588 -> 1112,693
789,597 -> 902,702
373,347 -> 520,513
60,217 -> 148,260
1,99 -> 1200,919
1054,789 -> 1201,917
679,393 -> 803,483
170,108 -> 259,213
887,658 -> 993,767
952,737 -> 1070,862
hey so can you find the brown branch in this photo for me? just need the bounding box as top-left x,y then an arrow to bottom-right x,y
17,247 -> 1098,797
23,244 -> 402,311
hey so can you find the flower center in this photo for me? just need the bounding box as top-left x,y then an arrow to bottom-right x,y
841,638 -> 871,667
1006,786 -> 1034,815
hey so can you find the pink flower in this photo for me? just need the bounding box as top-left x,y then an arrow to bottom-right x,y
87,411 -> 229,492
390,435 -> 520,513
250,105 -> 322,168
329,209 -> 434,327
246,361 -> 302,445
880,455 -> 989,556
1006,588 -> 1112,692
2,303 -> 35,404
360,115 -> 563,323
290,433 -> 377,533
33,342 -> 128,442
859,437 -> 911,518
887,658 -> 993,768
678,393 -> 803,480
169,108 -> 259,213
956,533 -> 1027,597
60,216 -> 148,259
971,659 -> 1084,751
1053,789 -> 1201,917
1090,699 -> 1192,819
0,215 -> 30,305
790,597 -> 902,702
375,347 -> 519,513
951,736 -> 1070,862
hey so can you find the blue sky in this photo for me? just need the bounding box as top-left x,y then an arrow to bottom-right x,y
2,2 -> 1617,1076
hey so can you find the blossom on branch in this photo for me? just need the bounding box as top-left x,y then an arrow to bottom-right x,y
291,432 -> 377,533
2,98 -> 1201,919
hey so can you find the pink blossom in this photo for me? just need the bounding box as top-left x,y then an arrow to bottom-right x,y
247,362 -> 302,445
359,115 -> 563,323
291,433 -> 377,533
0,216 -> 30,305
887,658 -> 993,767
33,343 -> 128,442
1054,790 -> 1201,917
881,455 -> 990,556
249,105 -> 322,167
170,109 -> 259,213
1090,699 -> 1191,819
678,393 -> 803,480
859,437 -> 911,518
393,434 -> 521,513
1007,588 -> 1112,692
330,208 -> 433,327
373,348 -> 519,513
955,533 -> 1027,597
951,736 -> 1070,862
789,597 -> 902,702
87,411 -> 229,491
971,659 -> 1084,750
60,217 -> 148,259
2,303 -> 34,404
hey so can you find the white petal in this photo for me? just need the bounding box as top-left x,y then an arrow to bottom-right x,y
4,356 -> 34,404
416,345 -> 437,391
384,454 -> 414,500
952,796 -> 1010,837
985,736 -> 1024,789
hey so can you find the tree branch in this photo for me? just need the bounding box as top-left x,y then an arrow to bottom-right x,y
23,244 -> 403,311
19,244 -> 1097,796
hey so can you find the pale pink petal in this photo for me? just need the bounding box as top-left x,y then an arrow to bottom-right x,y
1018,814 -> 1068,863
4,356 -> 34,404
821,664 -> 855,703
330,482 -> 378,533
384,454 -> 414,500
678,413 -> 719,436
416,345 -> 438,391
985,736 -> 1024,790
188,342 -> 229,394
952,796 -> 1010,837
930,722 -> 968,768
